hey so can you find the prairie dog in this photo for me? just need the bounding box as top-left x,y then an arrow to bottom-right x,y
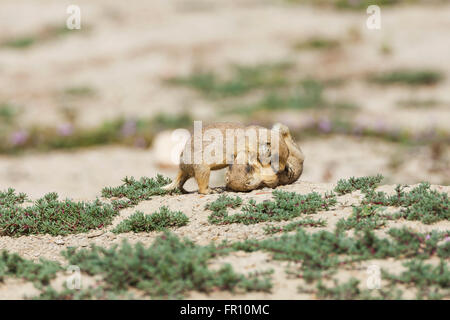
225,123 -> 304,191
162,122 -> 289,194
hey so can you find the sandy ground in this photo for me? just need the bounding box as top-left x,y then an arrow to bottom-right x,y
0,0 -> 449,130
0,0 -> 449,299
0,181 -> 448,299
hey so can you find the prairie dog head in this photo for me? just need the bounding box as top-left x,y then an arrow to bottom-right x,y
225,150 -> 278,192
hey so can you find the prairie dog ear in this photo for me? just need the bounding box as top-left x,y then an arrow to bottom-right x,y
235,150 -> 247,165
272,123 -> 290,137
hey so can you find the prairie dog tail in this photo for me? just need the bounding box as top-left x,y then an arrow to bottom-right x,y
272,123 -> 305,161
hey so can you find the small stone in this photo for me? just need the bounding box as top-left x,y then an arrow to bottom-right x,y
55,239 -> 65,245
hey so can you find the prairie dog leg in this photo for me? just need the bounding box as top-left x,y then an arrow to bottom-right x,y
194,165 -> 212,194
162,170 -> 190,193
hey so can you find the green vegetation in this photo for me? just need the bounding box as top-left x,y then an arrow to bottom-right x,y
102,175 -> 177,208
32,285 -> 119,300
63,86 -> 96,98
0,251 -> 61,285
383,259 -> 450,299
294,37 -> 340,50
396,99 -> 441,109
334,176 -> 449,225
1,25 -> 84,49
1,173 -> 448,299
165,62 -> 292,99
364,183 -> 450,224
0,190 -> 118,237
334,174 -> 384,195
264,217 -> 327,234
368,69 -> 444,86
0,112 -> 194,154
62,233 -> 272,299
207,190 -> 336,225
112,207 -> 189,234
232,226 -> 449,290
336,205 -> 386,232
0,103 -> 20,124
228,79 -> 324,115
0,175 -> 177,237
205,194 -> 243,222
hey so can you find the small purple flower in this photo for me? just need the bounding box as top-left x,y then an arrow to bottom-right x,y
374,120 -> 386,133
318,118 -> 331,133
10,130 -> 29,146
57,123 -> 74,136
425,234 -> 431,240
121,119 -> 137,137
445,236 -> 450,243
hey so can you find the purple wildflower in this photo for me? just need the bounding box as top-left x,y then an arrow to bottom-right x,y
10,130 -> 29,146
57,123 -> 74,136
121,119 -> 137,137
425,234 -> 431,240
318,118 -> 331,133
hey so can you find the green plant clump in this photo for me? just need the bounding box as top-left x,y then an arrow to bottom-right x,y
166,62 -> 292,99
364,183 -> 450,224
334,174 -> 383,195
102,175 -> 177,207
0,251 -> 61,285
62,232 -> 272,299
368,69 -> 444,86
382,259 -> 450,299
336,205 -> 386,232
232,227 -> 449,282
207,190 -> 336,225
264,217 -> 327,234
0,191 -> 119,237
113,207 -> 189,234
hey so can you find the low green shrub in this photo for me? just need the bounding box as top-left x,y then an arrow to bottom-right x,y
207,190 -> 336,225
0,191 -> 118,236
62,232 -> 272,299
334,175 -> 383,195
112,207 -> 189,233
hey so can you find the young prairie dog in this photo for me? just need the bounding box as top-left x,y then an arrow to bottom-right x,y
162,122 -> 289,194
225,123 -> 304,191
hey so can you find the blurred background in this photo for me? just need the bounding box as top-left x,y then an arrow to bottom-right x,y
0,0 -> 449,199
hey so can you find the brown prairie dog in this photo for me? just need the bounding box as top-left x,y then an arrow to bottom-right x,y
162,122 -> 289,194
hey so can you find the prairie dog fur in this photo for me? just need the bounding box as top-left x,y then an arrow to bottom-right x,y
273,123 -> 304,185
225,123 -> 304,191
162,122 -> 289,194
